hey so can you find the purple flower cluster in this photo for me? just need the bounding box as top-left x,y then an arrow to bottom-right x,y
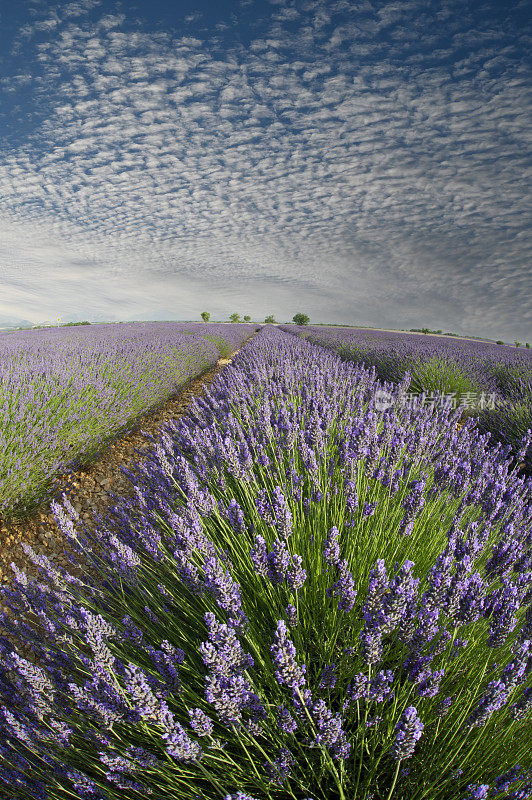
200,612 -> 263,727
389,706 -> 424,760
270,620 -> 306,692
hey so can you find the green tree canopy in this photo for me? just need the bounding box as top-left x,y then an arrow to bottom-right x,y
292,313 -> 310,326
264,315 -> 276,323
229,313 -> 240,323
200,311 -> 210,322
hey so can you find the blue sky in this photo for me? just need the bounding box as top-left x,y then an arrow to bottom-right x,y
0,0 -> 530,338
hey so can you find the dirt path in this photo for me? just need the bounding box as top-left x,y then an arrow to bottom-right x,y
0,350 -> 242,588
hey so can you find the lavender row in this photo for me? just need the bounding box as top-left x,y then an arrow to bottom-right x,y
0,321 -> 256,517
281,325 -> 532,471
0,326 -> 531,799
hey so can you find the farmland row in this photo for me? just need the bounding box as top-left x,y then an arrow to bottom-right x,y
0,322 -> 257,519
1,326 -> 530,799
281,324 -> 532,472
0,342 -> 248,588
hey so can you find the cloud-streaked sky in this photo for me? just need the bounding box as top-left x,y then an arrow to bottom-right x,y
0,0 -> 530,338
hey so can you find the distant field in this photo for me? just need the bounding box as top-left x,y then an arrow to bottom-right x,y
0,321 -> 255,517
282,323 -> 532,469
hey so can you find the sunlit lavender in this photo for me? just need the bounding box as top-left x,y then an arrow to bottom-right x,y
1,326 -> 530,799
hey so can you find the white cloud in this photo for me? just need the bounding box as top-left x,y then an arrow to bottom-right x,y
0,0 -> 530,338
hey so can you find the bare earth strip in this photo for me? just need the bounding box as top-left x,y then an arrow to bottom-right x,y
0,351 -> 241,587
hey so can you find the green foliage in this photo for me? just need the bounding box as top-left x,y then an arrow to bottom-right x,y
526,342 -> 530,349
496,340 -> 504,345
243,315 -> 251,323
408,356 -> 482,403
201,312 -> 211,322
514,341 -> 522,347
292,313 -> 310,326
230,313 -> 240,323
264,315 -> 276,323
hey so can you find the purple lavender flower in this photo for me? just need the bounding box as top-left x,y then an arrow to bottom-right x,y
227,499 -> 247,536
367,670 -> 394,703
255,488 -> 274,524
510,687 -> 532,721
399,477 -> 427,535
436,696 -> 453,716
344,673 -> 368,708
416,668 -> 444,698
319,663 -> 337,691
308,698 -> 351,760
271,486 -> 293,539
265,747 -> 295,783
486,584 -> 520,648
363,502 -> 377,517
250,535 -> 268,577
188,708 -> 214,737
344,480 -> 358,513
359,626 -> 383,666
270,620 -> 306,692
163,723 -> 203,762
200,613 -> 261,726
286,554 -> 307,590
327,558 -> 357,612
492,766 -> 525,795
462,785 -> 489,800
266,538 -> 293,583
276,705 -> 298,733
203,556 -> 247,629
285,604 -> 298,628
363,559 -> 388,619
389,706 -> 424,760
323,526 -> 341,567
266,540 -> 306,590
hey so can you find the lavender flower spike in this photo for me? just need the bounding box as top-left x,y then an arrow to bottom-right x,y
270,620 -> 306,692
389,706 -> 424,760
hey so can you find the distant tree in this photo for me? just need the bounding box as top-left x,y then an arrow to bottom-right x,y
526,342 -> 531,349
201,311 -> 210,322
436,330 -> 443,334
496,340 -> 504,345
243,315 -> 251,323
265,315 -> 276,323
514,341 -> 522,347
230,313 -> 240,323
421,327 -> 430,334
292,313 -> 310,326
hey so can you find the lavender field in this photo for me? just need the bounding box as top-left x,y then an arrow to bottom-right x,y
282,325 -> 532,472
0,322 -> 255,518
1,326 -> 531,799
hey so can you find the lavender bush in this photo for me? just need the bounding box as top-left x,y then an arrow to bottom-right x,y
0,327 -> 531,799
0,322 -> 254,517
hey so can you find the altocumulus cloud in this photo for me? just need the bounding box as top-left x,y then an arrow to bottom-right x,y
0,0 -> 530,337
